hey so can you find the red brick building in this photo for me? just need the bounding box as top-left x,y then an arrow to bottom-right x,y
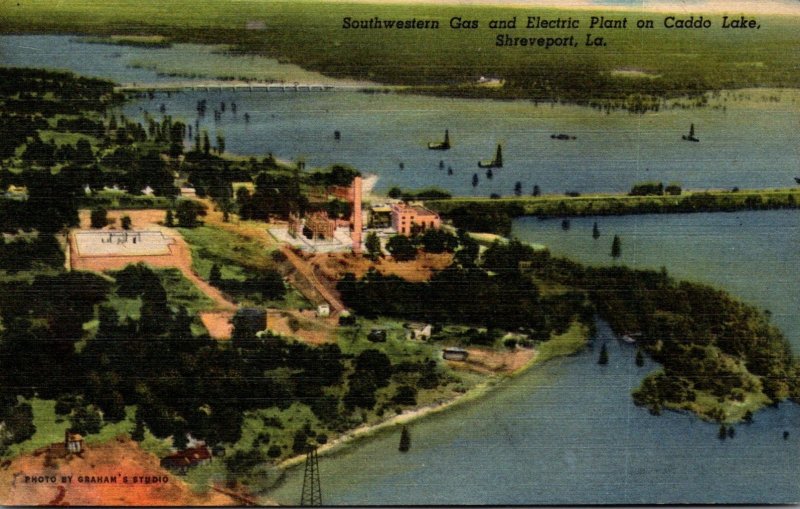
390,203 -> 441,236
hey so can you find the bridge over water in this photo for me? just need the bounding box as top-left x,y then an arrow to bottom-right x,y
115,82 -> 388,95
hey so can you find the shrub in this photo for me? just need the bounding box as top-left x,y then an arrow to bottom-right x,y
90,207 -> 108,228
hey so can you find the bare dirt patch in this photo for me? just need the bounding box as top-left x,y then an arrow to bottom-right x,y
0,436 -> 236,506
313,251 -> 453,283
199,311 -> 234,340
267,309 -> 338,345
446,347 -> 536,374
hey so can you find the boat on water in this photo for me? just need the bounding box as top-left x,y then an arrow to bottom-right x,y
551,133 -> 576,140
428,129 -> 451,150
682,123 -> 699,142
478,144 -> 503,168
620,333 -> 641,344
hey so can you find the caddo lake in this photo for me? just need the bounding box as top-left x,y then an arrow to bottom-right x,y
2,34 -> 798,505
3,35 -> 798,195
120,88 -> 799,196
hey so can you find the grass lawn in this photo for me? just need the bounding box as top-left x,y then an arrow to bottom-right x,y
5,398 -> 70,458
178,225 -> 309,308
531,321 -> 590,365
179,226 -> 276,276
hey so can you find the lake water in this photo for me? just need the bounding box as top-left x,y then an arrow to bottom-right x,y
266,321 -> 800,505
2,35 -> 798,505
119,87 -> 800,196
513,210 -> 800,351
3,35 -> 798,195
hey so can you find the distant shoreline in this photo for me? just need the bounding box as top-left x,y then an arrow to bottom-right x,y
312,0 -> 800,16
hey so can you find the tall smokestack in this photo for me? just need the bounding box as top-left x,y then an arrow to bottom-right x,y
351,176 -> 363,255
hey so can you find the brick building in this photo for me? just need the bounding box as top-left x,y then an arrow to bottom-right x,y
390,203 -> 441,236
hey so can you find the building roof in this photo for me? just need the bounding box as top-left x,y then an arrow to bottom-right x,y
405,322 -> 431,331
236,307 -> 266,318
391,203 -> 438,217
162,446 -> 212,465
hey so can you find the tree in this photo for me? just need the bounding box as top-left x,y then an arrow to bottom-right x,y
420,229 -> 457,254
386,235 -> 417,262
90,207 -> 107,229
392,385 -> 417,406
120,215 -> 132,230
74,139 -> 94,165
472,173 -> 479,187
598,343 -> 609,365
387,187 -> 403,199
514,181 -> 522,196
592,222 -> 600,239
365,232 -> 382,260
398,425 -> 411,453
164,209 -> 175,227
635,348 -> 645,367
131,408 -> 146,442
209,263 -> 222,286
70,405 -> 102,435
532,185 -> 541,197
251,270 -> 286,300
718,424 -> 727,440
454,233 -> 479,268
202,131 -> 211,156
176,200 -> 206,227
216,133 -> 225,155
611,235 -> 622,259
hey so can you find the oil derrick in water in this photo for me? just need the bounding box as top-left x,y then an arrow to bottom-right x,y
300,446 -> 322,506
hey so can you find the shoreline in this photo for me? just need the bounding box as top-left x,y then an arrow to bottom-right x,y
266,323 -> 588,494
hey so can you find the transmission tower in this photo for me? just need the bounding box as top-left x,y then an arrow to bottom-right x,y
300,446 -> 322,506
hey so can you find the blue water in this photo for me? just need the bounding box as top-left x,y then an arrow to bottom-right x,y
0,35 -> 200,85
513,210 -> 800,351
3,35 -> 799,196
267,321 -> 800,505
120,88 -> 800,196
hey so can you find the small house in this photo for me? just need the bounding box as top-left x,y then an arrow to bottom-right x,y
367,329 -> 387,343
65,431 -> 84,454
405,322 -> 432,341
160,445 -> 212,475
442,347 -> 469,361
180,186 -> 197,198
317,304 -> 331,317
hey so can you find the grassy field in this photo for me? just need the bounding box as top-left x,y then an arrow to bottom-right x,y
177,225 -> 310,309
4,400 -> 137,458
2,0 -> 798,102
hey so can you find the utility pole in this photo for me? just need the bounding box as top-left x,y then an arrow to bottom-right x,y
300,446 -> 322,506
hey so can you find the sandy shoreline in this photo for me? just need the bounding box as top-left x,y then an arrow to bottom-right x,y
276,379 -> 496,470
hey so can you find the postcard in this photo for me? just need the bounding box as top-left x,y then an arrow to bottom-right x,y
0,0 -> 798,505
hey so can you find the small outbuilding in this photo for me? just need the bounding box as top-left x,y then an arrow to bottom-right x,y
160,445 -> 212,475
367,329 -> 388,343
442,347 -> 469,361
405,322 -> 432,341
